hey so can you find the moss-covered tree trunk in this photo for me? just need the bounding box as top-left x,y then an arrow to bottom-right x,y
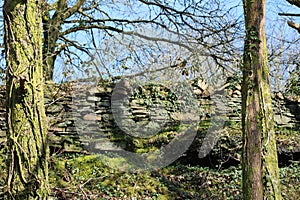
3,0 -> 49,198
242,0 -> 282,199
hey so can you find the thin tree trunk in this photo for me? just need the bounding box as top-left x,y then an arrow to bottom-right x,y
4,0 -> 49,198
42,7 -> 60,81
242,0 -> 282,199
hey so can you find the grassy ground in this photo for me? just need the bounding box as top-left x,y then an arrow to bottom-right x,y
0,123 -> 299,200
0,122 -> 299,199
47,154 -> 299,200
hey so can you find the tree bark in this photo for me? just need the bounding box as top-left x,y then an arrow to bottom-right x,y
42,0 -> 66,81
242,0 -> 282,199
4,0 -> 49,198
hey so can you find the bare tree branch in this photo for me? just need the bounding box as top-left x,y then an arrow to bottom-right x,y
278,12 -> 300,16
286,0 -> 300,8
288,21 -> 300,33
41,0 -> 242,80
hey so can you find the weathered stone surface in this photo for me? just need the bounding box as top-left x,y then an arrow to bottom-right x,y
274,115 -> 291,125
83,113 -> 102,121
87,96 -> 101,102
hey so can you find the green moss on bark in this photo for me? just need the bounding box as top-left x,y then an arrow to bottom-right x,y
4,0 -> 49,198
242,0 -> 282,199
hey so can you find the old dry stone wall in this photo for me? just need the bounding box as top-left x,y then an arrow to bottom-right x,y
0,79 -> 299,165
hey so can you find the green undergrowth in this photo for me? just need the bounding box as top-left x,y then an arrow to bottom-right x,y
48,154 -> 299,199
0,148 -> 298,199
